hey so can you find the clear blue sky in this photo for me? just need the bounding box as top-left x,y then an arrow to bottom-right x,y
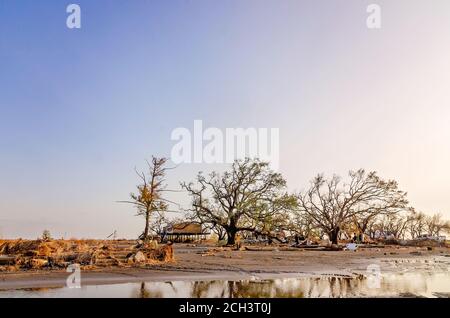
1,0 -> 450,238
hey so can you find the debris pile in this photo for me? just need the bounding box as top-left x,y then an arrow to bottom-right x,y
410,239 -> 444,247
126,241 -> 174,264
0,239 -> 92,271
0,239 -> 174,272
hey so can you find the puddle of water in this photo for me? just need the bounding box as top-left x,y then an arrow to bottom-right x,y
1,272 -> 449,298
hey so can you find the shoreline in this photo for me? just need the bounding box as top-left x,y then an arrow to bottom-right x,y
1,245 -> 449,291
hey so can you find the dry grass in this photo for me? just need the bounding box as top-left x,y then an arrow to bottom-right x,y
0,239 -> 174,272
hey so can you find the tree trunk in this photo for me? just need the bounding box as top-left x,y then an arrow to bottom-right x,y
329,228 -> 340,245
142,211 -> 150,240
226,227 -> 237,245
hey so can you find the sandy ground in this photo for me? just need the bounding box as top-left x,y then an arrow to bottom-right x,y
1,244 -> 449,290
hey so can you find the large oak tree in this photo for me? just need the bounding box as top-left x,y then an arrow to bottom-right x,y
297,169 -> 408,244
182,158 -> 295,245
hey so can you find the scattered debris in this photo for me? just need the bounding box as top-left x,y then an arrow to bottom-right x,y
133,251 -> 147,263
344,243 -> 358,251
297,245 -> 319,249
279,247 -> 301,251
245,246 -> 277,252
0,255 -> 17,265
357,244 -> 385,249
0,239 -> 174,271
0,265 -> 19,272
330,244 -> 343,251
200,252 -> 215,257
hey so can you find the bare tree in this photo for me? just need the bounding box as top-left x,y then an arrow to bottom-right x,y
182,158 -> 294,245
353,212 -> 384,240
425,213 -> 450,237
362,216 -> 379,240
374,212 -> 410,239
120,157 -> 176,240
285,211 -> 323,241
406,209 -> 427,239
148,212 -> 170,237
297,169 -> 408,244
211,224 -> 227,242
236,193 -> 298,242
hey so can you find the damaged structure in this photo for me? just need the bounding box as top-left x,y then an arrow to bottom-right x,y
163,222 -> 209,242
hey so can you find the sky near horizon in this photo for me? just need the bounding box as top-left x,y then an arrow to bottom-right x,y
1,0 -> 450,238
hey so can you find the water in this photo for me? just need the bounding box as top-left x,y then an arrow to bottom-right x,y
1,272 -> 449,298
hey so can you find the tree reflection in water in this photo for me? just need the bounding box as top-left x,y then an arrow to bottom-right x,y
188,277 -> 364,298
134,281 -> 180,298
3,272 -> 448,298
125,272 -> 449,298
134,282 -> 163,298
